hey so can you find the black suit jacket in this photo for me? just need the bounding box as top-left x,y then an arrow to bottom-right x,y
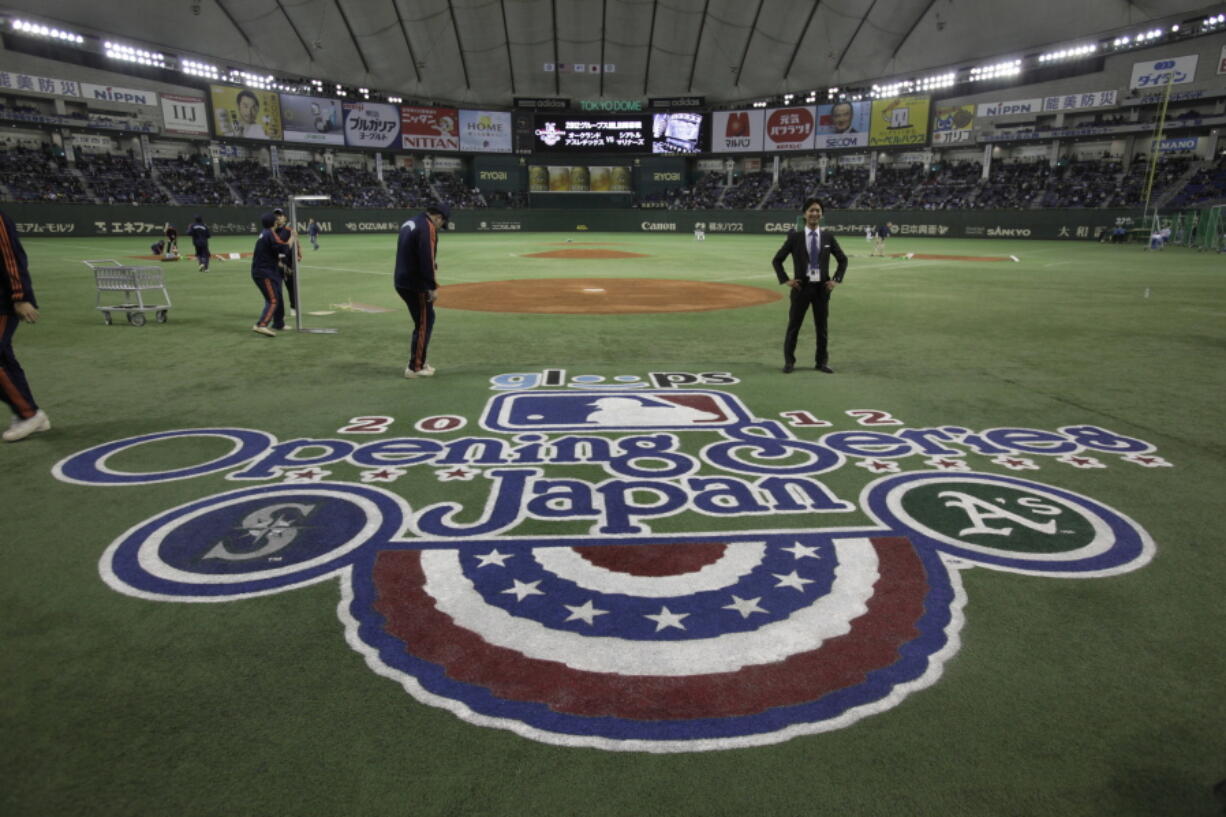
772,228 -> 848,285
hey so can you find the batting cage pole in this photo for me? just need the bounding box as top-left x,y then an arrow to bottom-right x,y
288,195 -> 336,334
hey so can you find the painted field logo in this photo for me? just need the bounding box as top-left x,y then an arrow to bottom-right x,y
56,387 -> 1158,752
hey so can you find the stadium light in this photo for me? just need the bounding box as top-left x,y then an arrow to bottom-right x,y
970,59 -> 1021,81
181,59 -> 219,79
10,19 -> 85,44
1037,44 -> 1097,64
104,40 -> 166,68
228,70 -> 273,89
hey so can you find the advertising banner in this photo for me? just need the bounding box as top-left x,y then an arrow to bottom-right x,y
161,94 -> 208,136
81,83 -> 157,107
815,101 -> 870,149
710,110 -> 764,153
401,106 -> 460,151
0,69 -> 80,98
342,102 -> 401,148
931,103 -> 976,145
460,110 -> 512,153
1038,90 -> 1119,112
764,106 -> 816,151
280,94 -> 344,145
1130,55 -> 1198,89
869,96 -> 931,147
976,98 -> 1042,118
529,166 -> 631,192
210,86 -> 282,140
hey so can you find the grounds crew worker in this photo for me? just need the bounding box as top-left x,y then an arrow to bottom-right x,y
394,203 -> 449,378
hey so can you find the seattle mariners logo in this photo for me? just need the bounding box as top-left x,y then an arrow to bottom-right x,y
54,374 -> 1158,752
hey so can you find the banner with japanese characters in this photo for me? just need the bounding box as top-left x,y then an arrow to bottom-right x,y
763,106 -> 816,152
401,106 -> 460,151
1038,90 -> 1118,113
711,110 -> 765,153
1130,55 -> 1198,89
210,86 -> 282,141
0,69 -> 80,98
342,102 -> 402,148
931,104 -> 976,145
869,96 -> 931,147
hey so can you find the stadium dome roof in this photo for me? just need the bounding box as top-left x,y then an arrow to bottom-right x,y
5,0 -> 1221,105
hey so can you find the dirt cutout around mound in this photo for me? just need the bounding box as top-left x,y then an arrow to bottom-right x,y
441,277 -> 781,314
889,253 -> 1016,262
524,249 -> 649,259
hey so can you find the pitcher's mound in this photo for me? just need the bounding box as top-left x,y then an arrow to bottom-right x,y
441,278 -> 780,314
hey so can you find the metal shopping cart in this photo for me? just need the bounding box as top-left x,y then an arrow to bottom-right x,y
83,259 -> 172,326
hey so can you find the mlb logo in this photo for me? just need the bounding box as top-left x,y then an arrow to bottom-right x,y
482,390 -> 752,432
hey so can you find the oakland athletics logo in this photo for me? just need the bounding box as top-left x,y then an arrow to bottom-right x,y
55,382 -> 1156,752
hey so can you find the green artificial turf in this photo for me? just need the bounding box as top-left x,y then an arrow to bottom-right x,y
2,231 -> 1224,816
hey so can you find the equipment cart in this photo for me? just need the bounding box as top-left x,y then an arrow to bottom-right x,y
83,259 -> 172,326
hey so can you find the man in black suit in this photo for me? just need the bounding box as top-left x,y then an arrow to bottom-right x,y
772,197 -> 848,374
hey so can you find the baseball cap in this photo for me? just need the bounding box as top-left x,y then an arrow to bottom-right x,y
261,212 -> 277,228
427,203 -> 451,222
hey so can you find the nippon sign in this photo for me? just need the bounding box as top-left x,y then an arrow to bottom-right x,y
1130,55 -> 1198,89
81,83 -> 157,107
977,99 -> 1042,118
58,373 -> 1161,752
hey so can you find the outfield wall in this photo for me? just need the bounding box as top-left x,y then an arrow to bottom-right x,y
4,203 -> 1145,240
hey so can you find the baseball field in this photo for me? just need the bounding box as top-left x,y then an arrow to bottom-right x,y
2,229 -> 1224,816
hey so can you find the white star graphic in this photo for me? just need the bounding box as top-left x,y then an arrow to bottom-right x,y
1057,454 -> 1106,469
772,570 -> 814,592
474,549 -> 514,568
781,541 -> 821,560
1121,453 -> 1173,468
359,467 -> 406,483
563,599 -> 609,626
723,595 -> 768,619
501,579 -> 544,602
991,455 -> 1040,471
644,606 -> 690,632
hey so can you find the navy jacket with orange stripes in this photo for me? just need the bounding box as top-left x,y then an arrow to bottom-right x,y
0,210 -> 36,314
393,213 -> 437,292
251,228 -> 291,279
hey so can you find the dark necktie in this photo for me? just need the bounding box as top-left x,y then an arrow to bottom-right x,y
808,231 -> 818,277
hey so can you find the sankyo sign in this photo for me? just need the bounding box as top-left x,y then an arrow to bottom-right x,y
54,377 -> 1159,752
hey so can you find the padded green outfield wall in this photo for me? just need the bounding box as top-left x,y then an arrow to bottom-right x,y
2,202 -> 1145,240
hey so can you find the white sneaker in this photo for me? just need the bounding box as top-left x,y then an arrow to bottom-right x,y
3,409 -> 50,442
403,367 -> 419,379
419,364 -> 436,376
253,325 -> 276,337
289,308 -> 297,317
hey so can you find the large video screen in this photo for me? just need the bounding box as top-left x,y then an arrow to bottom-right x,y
651,112 -> 705,154
534,115 -> 649,153
279,93 -> 344,145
